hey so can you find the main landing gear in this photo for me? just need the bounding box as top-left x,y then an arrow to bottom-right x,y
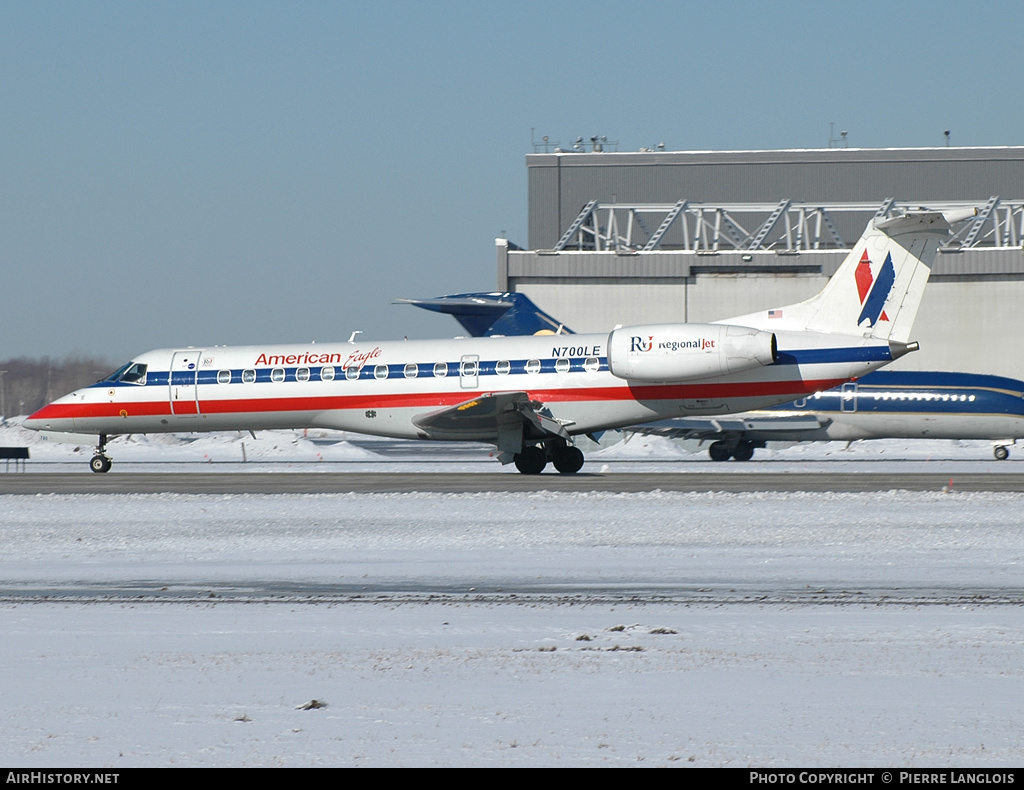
90,434 -> 112,473
512,440 -> 585,475
708,439 -> 756,462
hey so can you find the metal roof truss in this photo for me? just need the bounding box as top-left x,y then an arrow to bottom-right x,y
549,197 -> 1024,253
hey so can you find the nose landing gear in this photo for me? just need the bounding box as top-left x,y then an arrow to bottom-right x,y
90,435 -> 112,473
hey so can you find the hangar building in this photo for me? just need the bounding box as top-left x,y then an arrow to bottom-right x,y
497,146 -> 1024,378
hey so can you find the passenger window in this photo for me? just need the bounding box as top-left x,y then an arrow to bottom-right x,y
374,364 -> 389,380
345,365 -> 360,381
584,357 -> 599,372
461,360 -> 478,377
296,367 -> 310,382
434,362 -> 448,378
321,366 -> 336,381
495,360 -> 510,376
242,369 -> 256,384
404,363 -> 419,379
217,370 -> 231,385
555,358 -> 570,374
271,368 -> 285,383
526,359 -> 541,374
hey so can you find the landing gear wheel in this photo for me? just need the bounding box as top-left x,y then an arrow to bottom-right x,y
90,455 -> 112,474
732,441 -> 755,462
994,445 -> 1010,461
708,441 -> 732,462
552,445 -> 585,474
513,446 -> 547,475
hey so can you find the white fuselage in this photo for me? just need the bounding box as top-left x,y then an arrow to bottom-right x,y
24,330 -> 897,443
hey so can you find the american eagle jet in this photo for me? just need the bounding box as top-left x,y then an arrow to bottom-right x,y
24,210 -> 970,473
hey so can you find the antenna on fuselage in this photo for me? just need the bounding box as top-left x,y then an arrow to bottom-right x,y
348,331 -> 362,344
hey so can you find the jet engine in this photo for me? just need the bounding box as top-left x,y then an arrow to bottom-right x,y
607,323 -> 777,382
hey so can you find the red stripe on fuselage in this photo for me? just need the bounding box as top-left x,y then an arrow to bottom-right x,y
30,378 -> 847,422
29,400 -> 172,421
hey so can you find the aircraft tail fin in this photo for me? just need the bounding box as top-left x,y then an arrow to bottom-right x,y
729,209 -> 974,343
395,292 -> 573,337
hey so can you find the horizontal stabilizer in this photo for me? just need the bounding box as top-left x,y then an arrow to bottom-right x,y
395,292 -> 572,337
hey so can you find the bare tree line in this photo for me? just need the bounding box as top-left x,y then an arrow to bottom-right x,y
0,357 -> 116,418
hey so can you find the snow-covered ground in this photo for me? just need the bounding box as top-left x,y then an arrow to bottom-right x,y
5,599 -> 1022,767
2,416 -> 1024,766
1,414 -> 1020,473
2,481 -> 1024,766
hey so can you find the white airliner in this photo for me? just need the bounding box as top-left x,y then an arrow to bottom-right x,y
638,370 -> 1024,461
24,210 -> 970,473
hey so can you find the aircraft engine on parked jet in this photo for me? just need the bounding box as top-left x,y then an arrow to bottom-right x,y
607,323 -> 777,382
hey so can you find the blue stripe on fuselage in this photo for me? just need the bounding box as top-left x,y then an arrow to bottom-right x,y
779,371 -> 1024,417
91,358 -> 612,388
774,346 -> 892,366
856,370 -> 1024,393
93,347 -> 892,389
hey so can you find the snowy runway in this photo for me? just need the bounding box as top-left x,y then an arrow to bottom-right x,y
2,487 -> 1024,766
2,489 -> 1024,601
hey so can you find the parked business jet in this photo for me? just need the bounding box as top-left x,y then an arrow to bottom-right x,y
23,210 -> 969,473
638,370 -> 1024,461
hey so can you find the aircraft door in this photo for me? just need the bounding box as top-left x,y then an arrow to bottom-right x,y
840,381 -> 858,412
460,355 -> 479,389
169,350 -> 203,416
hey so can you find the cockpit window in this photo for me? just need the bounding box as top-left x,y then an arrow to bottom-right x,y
103,363 -> 133,382
111,363 -> 147,385
104,362 -> 148,385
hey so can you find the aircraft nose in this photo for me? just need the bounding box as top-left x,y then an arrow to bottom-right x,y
23,403 -> 72,432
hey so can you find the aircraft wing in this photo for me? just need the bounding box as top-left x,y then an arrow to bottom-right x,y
633,412 -> 829,441
412,392 -> 570,451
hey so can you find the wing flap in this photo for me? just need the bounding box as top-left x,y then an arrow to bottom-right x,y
413,392 -> 570,448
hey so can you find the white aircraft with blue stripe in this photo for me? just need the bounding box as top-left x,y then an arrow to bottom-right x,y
638,370 -> 1024,462
24,210 -> 970,473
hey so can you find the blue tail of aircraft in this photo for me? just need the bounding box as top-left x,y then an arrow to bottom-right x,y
395,292 -> 573,337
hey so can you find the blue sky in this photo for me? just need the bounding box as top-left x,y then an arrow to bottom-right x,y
3,0 -> 1021,361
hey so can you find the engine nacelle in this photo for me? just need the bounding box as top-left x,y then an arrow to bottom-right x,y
607,323 -> 777,382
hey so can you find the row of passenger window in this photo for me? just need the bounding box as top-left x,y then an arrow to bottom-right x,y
807,390 -> 979,403
867,392 -> 977,402
215,357 -> 602,384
